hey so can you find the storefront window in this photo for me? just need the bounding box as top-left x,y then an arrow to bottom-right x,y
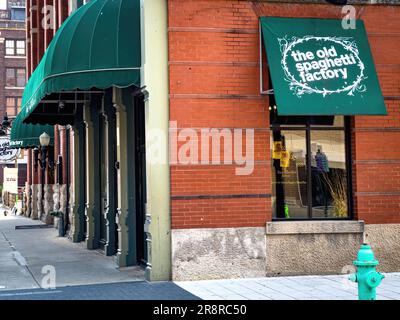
270,115 -> 351,220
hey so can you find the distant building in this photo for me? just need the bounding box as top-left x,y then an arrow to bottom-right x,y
0,0 -> 26,190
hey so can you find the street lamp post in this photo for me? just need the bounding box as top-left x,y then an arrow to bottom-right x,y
38,132 -> 52,220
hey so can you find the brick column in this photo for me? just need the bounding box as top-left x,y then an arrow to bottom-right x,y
36,0 -> 45,64
58,0 -> 69,28
25,2 -> 33,218
44,0 -> 55,46
30,0 -> 38,69
26,0 -> 32,75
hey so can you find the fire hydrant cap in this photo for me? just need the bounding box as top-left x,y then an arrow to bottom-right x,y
354,244 -> 379,267
366,272 -> 385,288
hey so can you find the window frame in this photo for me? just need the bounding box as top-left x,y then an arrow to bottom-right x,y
4,39 -> 26,56
5,96 -> 22,117
5,67 -> 26,87
270,116 -> 353,221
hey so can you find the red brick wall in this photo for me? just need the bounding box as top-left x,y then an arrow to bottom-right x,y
26,0 -> 70,186
168,0 -> 400,228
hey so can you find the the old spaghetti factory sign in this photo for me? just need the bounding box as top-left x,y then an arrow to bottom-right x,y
0,138 -> 20,163
261,17 -> 387,115
280,36 -> 366,97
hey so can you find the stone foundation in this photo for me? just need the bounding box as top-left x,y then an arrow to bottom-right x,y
171,227 -> 266,281
364,224 -> 400,273
171,222 -> 400,280
265,221 -> 364,276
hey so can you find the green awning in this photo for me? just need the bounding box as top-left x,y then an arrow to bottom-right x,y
22,0 -> 141,123
260,17 -> 387,115
10,108 -> 54,149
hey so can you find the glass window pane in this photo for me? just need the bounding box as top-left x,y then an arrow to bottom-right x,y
6,97 -> 15,107
7,107 -> 16,116
5,40 -> 14,48
310,131 -> 348,218
311,116 -> 345,128
16,40 -> 25,55
16,68 -> 26,87
271,130 -> 308,219
6,48 -> 15,55
6,68 -> 15,86
5,40 -> 15,55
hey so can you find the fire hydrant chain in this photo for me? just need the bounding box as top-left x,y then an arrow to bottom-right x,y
348,244 -> 385,300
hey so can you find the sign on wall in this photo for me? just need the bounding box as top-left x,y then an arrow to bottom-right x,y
260,17 -> 387,116
3,167 -> 18,194
0,137 -> 20,163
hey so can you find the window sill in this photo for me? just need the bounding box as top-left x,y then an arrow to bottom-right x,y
266,220 -> 364,235
5,86 -> 24,90
5,56 -> 26,59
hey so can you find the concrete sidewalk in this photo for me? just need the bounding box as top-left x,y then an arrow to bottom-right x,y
0,209 -> 144,291
0,281 -> 200,300
176,273 -> 400,300
2,207 -> 400,300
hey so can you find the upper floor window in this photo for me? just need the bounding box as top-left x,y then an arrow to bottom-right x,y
10,8 -> 25,21
6,67 -> 26,87
6,96 -> 22,117
5,39 -> 25,56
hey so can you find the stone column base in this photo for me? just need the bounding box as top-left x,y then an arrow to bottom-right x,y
30,184 -> 39,220
24,182 -> 31,218
51,184 -> 67,229
42,184 -> 55,224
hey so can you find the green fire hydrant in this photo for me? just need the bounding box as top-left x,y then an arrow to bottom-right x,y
348,244 -> 385,300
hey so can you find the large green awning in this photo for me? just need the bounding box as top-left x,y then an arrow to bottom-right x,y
10,108 -> 54,149
22,0 -> 141,124
260,17 -> 387,115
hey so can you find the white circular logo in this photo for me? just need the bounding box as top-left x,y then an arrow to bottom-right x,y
278,36 -> 367,97
0,137 -> 20,163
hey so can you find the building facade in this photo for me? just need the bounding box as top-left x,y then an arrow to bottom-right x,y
15,0 -> 170,281
0,0 -> 26,188
12,0 -> 400,282
168,0 -> 400,280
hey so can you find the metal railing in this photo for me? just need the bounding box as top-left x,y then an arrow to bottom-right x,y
8,0 -> 26,8
0,19 -> 25,29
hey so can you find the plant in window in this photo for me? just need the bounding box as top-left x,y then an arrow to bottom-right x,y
322,170 -> 347,217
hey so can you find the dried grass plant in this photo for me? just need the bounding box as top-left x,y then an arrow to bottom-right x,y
322,170 -> 348,217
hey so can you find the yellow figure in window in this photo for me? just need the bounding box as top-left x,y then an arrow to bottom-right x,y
273,141 -> 283,159
280,150 -> 290,168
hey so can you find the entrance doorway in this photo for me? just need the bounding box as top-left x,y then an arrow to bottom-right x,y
127,94 -> 147,264
98,91 -> 118,253
134,95 -> 147,264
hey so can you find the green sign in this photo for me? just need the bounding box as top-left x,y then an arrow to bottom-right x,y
261,17 -> 387,115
